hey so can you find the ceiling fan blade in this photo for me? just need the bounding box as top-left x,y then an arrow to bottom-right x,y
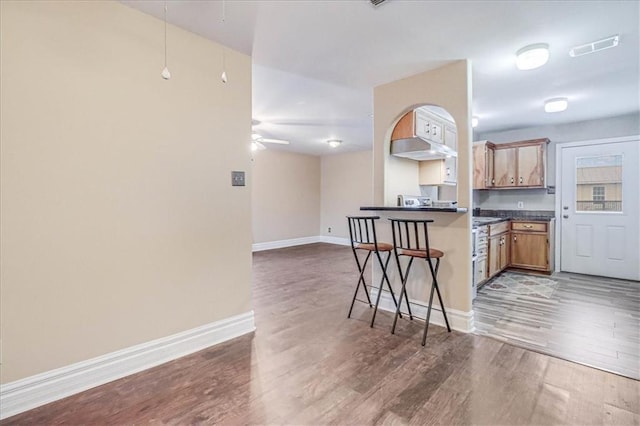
252,141 -> 267,151
259,138 -> 290,145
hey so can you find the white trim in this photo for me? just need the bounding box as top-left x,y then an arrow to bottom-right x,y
555,134 -> 640,271
319,235 -> 351,246
0,311 -> 256,420
252,236 -> 320,252
371,288 -> 475,333
252,235 -> 351,251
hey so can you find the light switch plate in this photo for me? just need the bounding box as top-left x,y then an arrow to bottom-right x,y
231,171 -> 245,186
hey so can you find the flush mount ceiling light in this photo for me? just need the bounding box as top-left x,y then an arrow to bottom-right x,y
544,97 -> 568,113
471,117 -> 479,128
569,35 -> 619,57
327,139 -> 342,148
516,43 -> 549,70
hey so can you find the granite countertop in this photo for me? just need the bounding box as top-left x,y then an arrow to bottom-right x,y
360,206 -> 468,213
473,209 -> 555,227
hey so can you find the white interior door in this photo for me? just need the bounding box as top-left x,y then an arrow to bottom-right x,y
560,139 -> 640,280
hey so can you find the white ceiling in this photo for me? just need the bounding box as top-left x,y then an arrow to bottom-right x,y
122,0 -> 640,156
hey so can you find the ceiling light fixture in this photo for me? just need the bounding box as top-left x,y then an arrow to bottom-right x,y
327,139 -> 342,148
471,117 -> 479,128
569,35 -> 619,57
516,43 -> 549,70
161,1 -> 170,80
251,132 -> 262,141
544,97 -> 568,113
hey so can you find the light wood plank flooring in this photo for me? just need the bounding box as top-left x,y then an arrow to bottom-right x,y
5,243 -> 639,424
474,271 -> 640,380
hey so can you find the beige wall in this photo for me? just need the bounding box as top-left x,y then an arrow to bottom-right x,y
320,151 -> 373,239
251,150 -> 321,243
373,61 -> 473,314
0,1 -> 252,383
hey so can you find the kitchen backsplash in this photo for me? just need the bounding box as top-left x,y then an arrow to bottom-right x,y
473,188 -> 554,211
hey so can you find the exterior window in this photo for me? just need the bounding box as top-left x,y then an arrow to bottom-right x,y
576,155 -> 622,212
592,186 -> 605,201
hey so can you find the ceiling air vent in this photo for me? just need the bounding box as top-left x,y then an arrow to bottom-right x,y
569,35 -> 619,57
370,0 -> 387,7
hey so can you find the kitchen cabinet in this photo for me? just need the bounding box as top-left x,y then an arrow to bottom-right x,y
493,147 -> 517,187
510,220 -> 554,272
473,141 -> 495,189
419,157 -> 456,185
477,138 -> 548,189
417,121 -> 457,185
487,221 -> 510,279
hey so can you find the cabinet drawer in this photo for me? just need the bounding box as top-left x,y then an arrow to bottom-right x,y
512,221 -> 547,232
488,221 -> 509,236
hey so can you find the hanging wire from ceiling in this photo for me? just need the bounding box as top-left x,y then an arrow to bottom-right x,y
161,0 -> 171,80
220,0 -> 228,83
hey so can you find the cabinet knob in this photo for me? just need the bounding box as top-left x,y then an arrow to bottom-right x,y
524,224 -> 533,229
510,177 -> 514,184
519,177 -> 523,184
513,236 -> 517,242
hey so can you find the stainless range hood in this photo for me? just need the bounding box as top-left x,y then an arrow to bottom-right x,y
391,137 -> 457,160
390,108 -> 457,160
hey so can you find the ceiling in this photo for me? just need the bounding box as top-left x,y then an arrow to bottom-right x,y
122,0 -> 640,156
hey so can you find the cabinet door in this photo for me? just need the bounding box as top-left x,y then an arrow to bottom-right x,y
486,146 -> 495,187
488,235 -> 501,278
493,148 -> 516,187
500,234 -> 510,270
443,156 -> 456,184
476,257 -> 487,284
518,144 -> 544,186
473,145 -> 487,189
511,232 -> 548,270
444,125 -> 457,151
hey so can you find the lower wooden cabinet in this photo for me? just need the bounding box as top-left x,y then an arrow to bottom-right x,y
484,219 -> 555,282
510,220 -> 554,272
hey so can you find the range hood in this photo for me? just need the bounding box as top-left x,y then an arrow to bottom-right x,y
390,109 -> 457,160
390,137 -> 457,160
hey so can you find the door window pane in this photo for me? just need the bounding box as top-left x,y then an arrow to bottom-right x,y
576,155 -> 622,212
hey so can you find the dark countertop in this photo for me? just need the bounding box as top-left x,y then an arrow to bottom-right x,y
361,206 -> 468,213
473,215 -> 555,227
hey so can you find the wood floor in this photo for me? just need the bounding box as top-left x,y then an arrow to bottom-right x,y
5,243 -> 640,425
474,271 -> 640,380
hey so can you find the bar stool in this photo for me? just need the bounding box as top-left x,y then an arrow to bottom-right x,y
389,218 -> 451,345
346,216 -> 409,327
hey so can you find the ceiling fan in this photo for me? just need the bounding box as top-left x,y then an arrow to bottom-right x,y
251,119 -> 290,151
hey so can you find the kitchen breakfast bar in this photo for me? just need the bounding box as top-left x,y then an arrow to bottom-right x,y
353,206 -> 473,335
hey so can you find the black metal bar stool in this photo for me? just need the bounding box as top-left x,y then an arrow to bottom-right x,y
389,218 -> 451,345
346,216 -> 408,327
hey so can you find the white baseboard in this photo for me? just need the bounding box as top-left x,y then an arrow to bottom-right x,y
319,235 -> 351,246
252,236 -> 320,252
252,235 -> 351,252
0,311 -> 256,420
372,288 -> 474,333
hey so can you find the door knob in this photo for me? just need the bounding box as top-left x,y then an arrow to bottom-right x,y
563,215 -> 569,219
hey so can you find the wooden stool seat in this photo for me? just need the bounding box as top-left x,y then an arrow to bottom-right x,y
400,248 -> 444,259
357,242 -> 394,252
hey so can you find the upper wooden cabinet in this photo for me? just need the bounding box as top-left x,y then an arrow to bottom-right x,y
474,138 -> 549,189
473,141 -> 495,189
